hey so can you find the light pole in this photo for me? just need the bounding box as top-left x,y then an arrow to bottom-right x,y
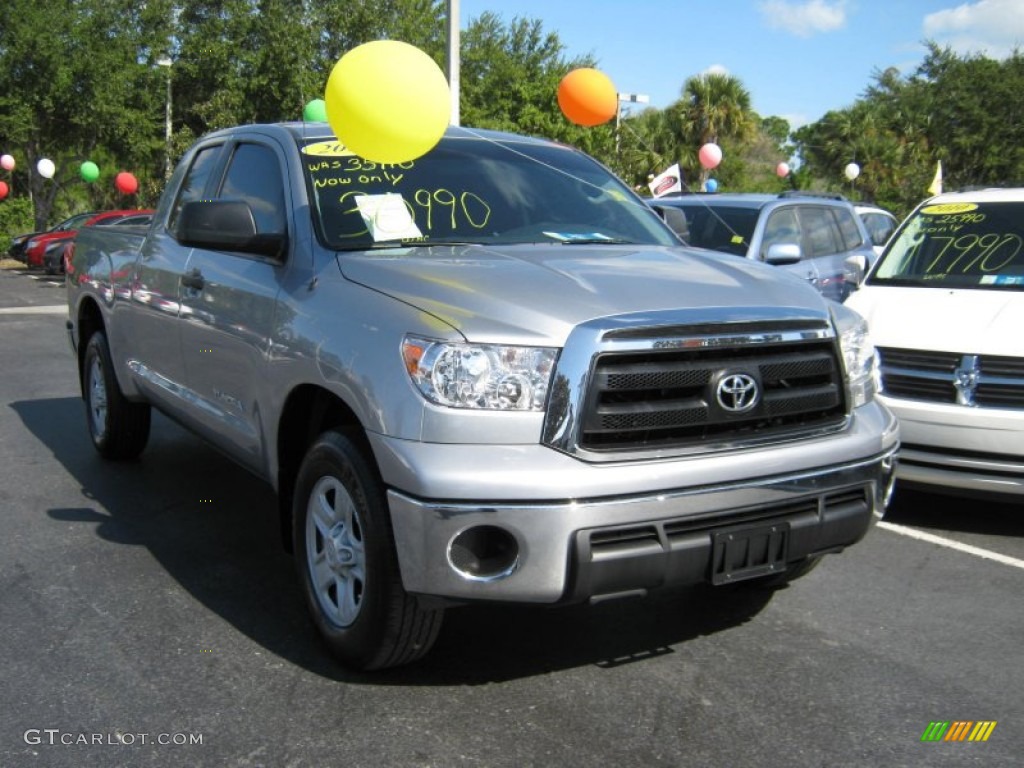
446,0 -> 460,126
157,57 -> 173,180
615,92 -> 649,158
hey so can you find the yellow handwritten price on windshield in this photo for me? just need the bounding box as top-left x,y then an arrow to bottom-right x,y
920,232 -> 1022,274
337,189 -> 492,238
413,189 -> 491,230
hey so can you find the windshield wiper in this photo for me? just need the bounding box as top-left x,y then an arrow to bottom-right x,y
335,239 -> 483,251
557,237 -> 636,245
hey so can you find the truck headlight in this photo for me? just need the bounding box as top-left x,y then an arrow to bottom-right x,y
832,304 -> 877,408
402,336 -> 558,411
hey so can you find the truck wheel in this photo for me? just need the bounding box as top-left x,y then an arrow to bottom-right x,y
293,429 -> 443,670
83,331 -> 151,460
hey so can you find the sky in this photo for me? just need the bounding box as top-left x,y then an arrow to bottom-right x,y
459,0 -> 1024,129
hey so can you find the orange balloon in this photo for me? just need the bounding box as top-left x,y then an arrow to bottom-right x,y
557,68 -> 617,127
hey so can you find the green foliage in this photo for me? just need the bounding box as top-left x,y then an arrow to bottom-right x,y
613,73 -> 762,193
459,12 -> 613,158
0,196 -> 35,253
5,5 -> 1020,230
0,0 -> 172,228
794,43 -> 1024,217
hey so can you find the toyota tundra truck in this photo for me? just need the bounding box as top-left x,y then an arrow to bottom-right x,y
66,123 -> 898,670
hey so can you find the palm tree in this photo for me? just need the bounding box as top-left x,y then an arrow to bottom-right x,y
680,73 -> 757,183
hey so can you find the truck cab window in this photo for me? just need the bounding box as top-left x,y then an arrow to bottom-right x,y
219,143 -> 287,235
168,145 -> 221,233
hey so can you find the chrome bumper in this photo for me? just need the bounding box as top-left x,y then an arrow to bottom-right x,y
386,446 -> 898,603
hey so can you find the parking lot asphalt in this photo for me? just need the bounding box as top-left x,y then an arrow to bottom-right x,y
1,266 -> 1021,767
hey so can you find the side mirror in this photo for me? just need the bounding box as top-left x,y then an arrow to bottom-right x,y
651,205 -> 690,242
765,242 -> 801,265
177,200 -> 286,259
844,254 -> 868,287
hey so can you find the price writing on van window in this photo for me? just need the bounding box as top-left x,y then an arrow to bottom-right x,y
336,189 -> 492,238
919,212 -> 987,230
907,232 -> 1023,274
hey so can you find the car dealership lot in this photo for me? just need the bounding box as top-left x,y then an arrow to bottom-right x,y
0,268 -> 1021,767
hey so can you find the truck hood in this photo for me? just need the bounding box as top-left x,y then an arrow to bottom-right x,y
337,243 -> 827,344
847,285 -> 1024,356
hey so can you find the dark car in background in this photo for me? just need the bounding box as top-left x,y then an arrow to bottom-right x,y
43,211 -> 154,274
23,209 -> 153,272
650,192 -> 876,302
8,212 -> 97,264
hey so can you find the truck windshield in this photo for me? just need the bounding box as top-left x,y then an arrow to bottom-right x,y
299,133 -> 678,250
869,201 -> 1024,290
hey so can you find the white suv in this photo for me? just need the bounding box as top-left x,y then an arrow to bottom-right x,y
846,188 -> 1024,499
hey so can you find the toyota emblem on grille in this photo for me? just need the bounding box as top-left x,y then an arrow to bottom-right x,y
717,373 -> 759,412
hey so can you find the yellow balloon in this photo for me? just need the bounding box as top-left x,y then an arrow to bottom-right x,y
325,40 -> 450,164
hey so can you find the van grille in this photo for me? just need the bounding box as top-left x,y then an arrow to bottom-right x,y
878,347 -> 1024,408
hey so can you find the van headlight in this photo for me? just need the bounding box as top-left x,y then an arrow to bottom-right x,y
832,304 -> 877,408
402,336 -> 558,411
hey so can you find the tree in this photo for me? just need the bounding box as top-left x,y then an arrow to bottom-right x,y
678,72 -> 757,185
459,12 -> 613,159
0,0 -> 172,227
794,43 -> 1024,216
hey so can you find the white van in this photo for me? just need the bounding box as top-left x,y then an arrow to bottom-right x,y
846,188 -> 1024,499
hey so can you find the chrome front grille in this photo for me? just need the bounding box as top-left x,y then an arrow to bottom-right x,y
541,311 -> 847,460
580,343 -> 845,451
878,347 -> 1024,408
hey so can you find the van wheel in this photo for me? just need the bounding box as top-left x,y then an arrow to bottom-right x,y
83,331 -> 151,459
293,429 -> 443,670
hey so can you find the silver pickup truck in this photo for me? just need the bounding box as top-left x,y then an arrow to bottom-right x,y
67,123 -> 898,670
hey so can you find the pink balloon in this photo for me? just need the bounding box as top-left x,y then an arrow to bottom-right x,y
0,154 -> 14,171
698,143 -> 722,170
776,162 -> 790,178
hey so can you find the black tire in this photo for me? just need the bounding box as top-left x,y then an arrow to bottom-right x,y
293,429 -> 443,670
82,331 -> 151,460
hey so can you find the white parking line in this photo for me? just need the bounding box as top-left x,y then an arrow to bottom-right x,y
0,305 -> 66,315
877,520 -> 1024,570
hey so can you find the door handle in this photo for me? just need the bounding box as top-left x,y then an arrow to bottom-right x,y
181,268 -> 205,290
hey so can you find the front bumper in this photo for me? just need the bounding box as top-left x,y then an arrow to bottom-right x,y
377,402 -> 899,604
883,395 -> 1024,498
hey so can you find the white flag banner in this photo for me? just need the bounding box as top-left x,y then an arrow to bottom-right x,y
648,163 -> 683,198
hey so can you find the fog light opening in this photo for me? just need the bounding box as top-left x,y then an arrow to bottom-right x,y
448,526 -> 519,581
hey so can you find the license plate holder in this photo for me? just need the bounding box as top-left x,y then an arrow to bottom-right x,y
710,521 -> 790,585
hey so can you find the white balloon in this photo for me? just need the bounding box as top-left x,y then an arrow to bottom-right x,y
844,162 -> 860,181
37,158 -> 56,179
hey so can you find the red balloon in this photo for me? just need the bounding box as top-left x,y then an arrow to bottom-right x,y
0,181 -> 8,200
115,171 -> 138,195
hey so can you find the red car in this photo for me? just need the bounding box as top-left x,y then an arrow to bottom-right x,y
9,212 -> 97,263
24,209 -> 154,269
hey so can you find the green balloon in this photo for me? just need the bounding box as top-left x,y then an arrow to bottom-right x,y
80,161 -> 100,183
303,98 -> 327,122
